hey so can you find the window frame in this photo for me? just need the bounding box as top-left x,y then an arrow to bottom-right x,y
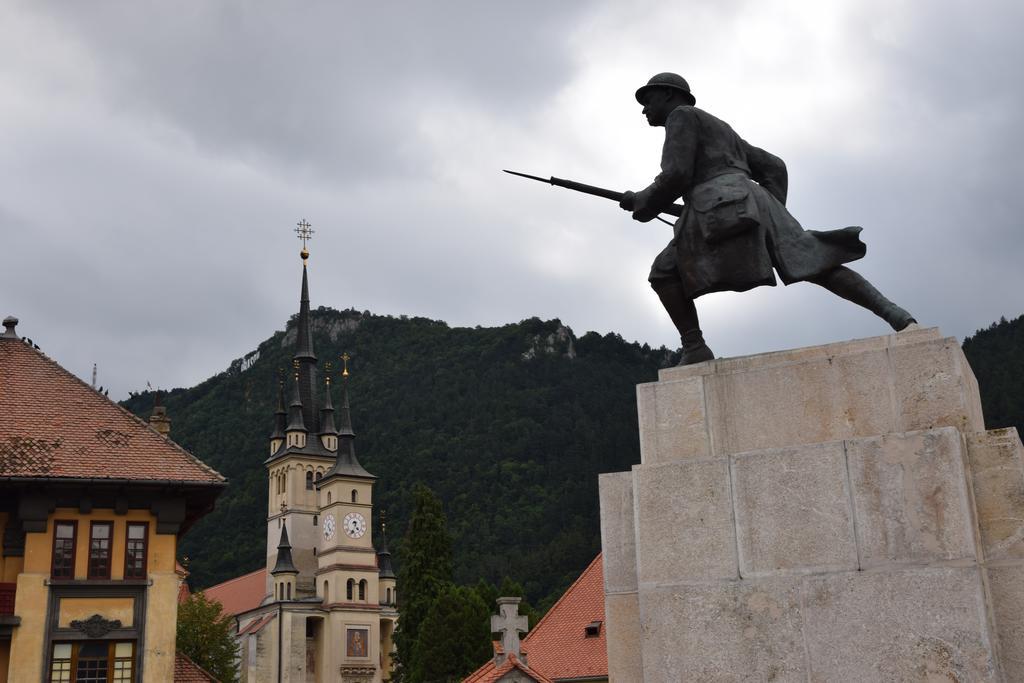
51,520 -> 78,580
87,521 -> 115,580
49,640 -> 136,683
123,521 -> 149,580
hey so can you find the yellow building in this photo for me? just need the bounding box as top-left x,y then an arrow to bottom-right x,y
206,244 -> 397,683
0,315 -> 225,682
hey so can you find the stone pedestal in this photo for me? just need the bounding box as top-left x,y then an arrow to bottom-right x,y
600,328 -> 1024,681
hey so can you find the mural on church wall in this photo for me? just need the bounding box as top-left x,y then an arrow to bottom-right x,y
347,628 -> 369,657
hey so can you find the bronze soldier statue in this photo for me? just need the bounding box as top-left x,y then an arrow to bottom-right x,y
620,73 -> 916,365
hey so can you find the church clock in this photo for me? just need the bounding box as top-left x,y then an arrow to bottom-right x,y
343,512 -> 367,539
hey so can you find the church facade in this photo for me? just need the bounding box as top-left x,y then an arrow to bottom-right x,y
224,243 -> 397,683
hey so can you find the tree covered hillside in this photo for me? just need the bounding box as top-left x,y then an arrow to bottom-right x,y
963,314 -> 1024,437
122,308 -> 672,605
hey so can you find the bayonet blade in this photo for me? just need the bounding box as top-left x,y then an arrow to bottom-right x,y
503,169 -> 552,184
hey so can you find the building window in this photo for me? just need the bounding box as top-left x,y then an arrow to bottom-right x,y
346,579 -> 354,601
124,522 -> 148,579
305,471 -> 313,490
351,489 -> 358,503
313,515 -> 318,526
327,492 -> 332,504
358,579 -> 366,601
287,583 -> 292,600
88,522 -> 113,579
51,521 -> 77,579
50,641 -> 135,682
386,587 -> 392,604
323,581 -> 329,601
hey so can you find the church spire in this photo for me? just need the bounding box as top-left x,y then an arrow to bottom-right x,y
318,373 -> 339,451
269,375 -> 287,454
322,355 -> 375,481
377,513 -> 395,580
271,524 -> 298,575
285,367 -> 307,448
293,220 -> 319,433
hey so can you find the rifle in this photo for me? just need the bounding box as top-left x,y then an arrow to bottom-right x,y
503,170 -> 684,219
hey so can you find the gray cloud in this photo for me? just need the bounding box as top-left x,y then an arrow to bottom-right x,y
2,0 -> 1022,400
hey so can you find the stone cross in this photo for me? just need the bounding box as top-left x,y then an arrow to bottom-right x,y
491,597 -> 528,664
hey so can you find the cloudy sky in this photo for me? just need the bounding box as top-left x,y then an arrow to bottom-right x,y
3,0 -> 1022,399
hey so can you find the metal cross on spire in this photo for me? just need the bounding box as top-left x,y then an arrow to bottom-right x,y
341,352 -> 351,377
295,219 -> 314,261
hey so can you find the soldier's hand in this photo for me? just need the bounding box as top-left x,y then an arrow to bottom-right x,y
619,191 -> 636,211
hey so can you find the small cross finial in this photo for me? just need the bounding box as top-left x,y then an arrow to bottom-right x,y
292,358 -> 300,381
295,219 -> 314,261
324,361 -> 333,385
341,352 -> 350,377
380,510 -> 387,536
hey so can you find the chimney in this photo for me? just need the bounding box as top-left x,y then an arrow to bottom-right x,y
491,597 -> 529,666
2,316 -> 18,339
149,394 -> 171,437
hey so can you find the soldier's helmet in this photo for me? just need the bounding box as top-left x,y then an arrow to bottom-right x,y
635,73 -> 696,106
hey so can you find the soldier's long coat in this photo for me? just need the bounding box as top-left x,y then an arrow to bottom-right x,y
634,105 -> 866,298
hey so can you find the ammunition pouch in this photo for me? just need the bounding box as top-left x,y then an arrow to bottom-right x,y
690,175 -> 760,244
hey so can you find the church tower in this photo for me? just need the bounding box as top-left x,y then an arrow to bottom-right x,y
265,228 -> 336,595
251,221 -> 395,683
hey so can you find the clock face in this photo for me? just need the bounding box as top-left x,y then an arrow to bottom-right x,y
322,514 -> 336,540
343,512 -> 367,539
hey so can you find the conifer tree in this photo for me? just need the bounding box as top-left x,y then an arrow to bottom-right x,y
177,592 -> 239,683
394,483 -> 454,682
411,584 -> 491,682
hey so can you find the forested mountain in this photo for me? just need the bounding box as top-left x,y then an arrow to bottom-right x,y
123,310 -> 1023,608
122,308 -> 673,606
963,314 -> 1024,437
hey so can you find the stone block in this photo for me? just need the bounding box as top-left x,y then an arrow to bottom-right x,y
604,591 -> 642,683
847,428 -> 976,567
987,563 -> 1024,681
636,329 -> 984,462
890,336 -> 985,434
636,376 -> 709,464
802,568 -> 997,681
731,442 -> 857,576
637,579 -> 807,682
598,472 -> 638,593
705,347 -> 897,456
966,428 -> 1024,561
633,460 -> 736,583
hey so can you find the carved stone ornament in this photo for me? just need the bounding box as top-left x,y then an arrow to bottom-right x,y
70,614 -> 122,638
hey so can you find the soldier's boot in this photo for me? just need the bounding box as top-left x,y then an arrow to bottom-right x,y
654,282 -> 715,365
810,266 -> 917,331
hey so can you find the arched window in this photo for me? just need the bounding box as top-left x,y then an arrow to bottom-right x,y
346,579 -> 354,601
315,471 -> 322,482
327,491 -> 331,504
386,587 -> 392,604
358,580 -> 367,601
351,489 -> 358,503
286,583 -> 292,600
305,471 -> 313,490
313,515 -> 318,526
323,581 -> 329,601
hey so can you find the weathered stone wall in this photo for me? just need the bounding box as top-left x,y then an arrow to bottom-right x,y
601,328 -> 1024,681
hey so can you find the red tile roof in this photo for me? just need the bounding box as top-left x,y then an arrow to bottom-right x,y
0,337 -> 224,484
463,653 -> 554,683
174,652 -> 219,682
204,567 -> 268,616
464,554 -> 607,682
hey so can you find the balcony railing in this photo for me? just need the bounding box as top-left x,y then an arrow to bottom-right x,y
0,583 -> 15,615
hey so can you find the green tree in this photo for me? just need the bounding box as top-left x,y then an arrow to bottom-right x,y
394,483 -> 454,682
410,584 -> 492,682
177,592 -> 239,683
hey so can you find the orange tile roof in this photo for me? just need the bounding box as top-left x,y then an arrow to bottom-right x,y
0,337 -> 224,484
174,652 -> 219,682
203,567 -> 268,616
464,554 -> 607,682
522,553 -> 606,680
463,653 -> 554,683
